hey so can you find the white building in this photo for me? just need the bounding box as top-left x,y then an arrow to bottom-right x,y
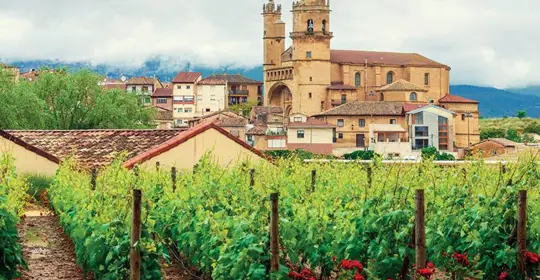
196,77 -> 228,117
171,72 -> 202,127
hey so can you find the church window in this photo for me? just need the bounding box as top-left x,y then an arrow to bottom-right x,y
310,77 -> 313,82
410,92 -> 418,101
424,73 -> 430,85
379,93 -> 384,101
306,51 -> 312,59
355,72 -> 361,87
341,94 -> 347,104
386,72 -> 394,84
307,19 -> 314,33
308,92 -> 312,99
322,20 -> 327,33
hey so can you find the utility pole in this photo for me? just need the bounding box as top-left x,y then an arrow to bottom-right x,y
465,112 -> 473,148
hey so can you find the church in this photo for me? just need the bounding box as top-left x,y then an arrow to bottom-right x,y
262,0 -> 480,151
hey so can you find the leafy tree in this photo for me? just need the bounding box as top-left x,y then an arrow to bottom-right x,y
229,101 -> 257,118
517,110 -> 527,119
480,128 -> 506,140
0,69 -> 156,130
506,129 -> 521,142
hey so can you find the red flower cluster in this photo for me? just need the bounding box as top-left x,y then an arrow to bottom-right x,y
354,273 -> 365,280
451,252 -> 470,267
498,271 -> 509,280
525,251 -> 540,264
288,268 -> 315,280
340,260 -> 363,272
416,262 -> 436,279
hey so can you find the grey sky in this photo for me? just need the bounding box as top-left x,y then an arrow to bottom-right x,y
0,0 -> 538,88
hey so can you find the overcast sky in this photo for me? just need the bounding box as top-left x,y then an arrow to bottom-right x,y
0,0 -> 538,88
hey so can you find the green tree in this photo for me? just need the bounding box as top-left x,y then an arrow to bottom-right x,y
506,129 -> 521,142
480,128 -> 506,140
517,110 -> 527,119
229,101 -> 257,118
524,122 -> 540,134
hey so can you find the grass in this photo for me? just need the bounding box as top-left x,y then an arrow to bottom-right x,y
480,117 -> 540,133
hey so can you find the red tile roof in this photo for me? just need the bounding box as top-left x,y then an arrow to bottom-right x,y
152,88 -> 173,97
172,72 -> 202,83
202,74 -> 262,85
403,103 -> 429,112
246,125 -> 267,135
379,79 -> 427,92
331,50 -> 449,68
198,78 -> 227,85
126,77 -> 155,85
287,118 -> 335,128
314,101 -> 404,116
438,94 -> 479,104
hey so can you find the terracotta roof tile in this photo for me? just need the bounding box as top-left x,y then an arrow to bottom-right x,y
215,117 -> 248,127
198,78 -> 227,85
314,101 -> 404,116
126,76 -> 155,85
331,50 -> 449,68
252,106 -> 283,115
172,72 -> 202,83
202,74 -> 262,85
438,94 -> 479,104
481,138 -> 519,147
287,118 -> 335,128
155,107 -> 173,120
379,79 -> 428,92
152,88 -> 173,97
403,103 -> 429,112
246,125 -> 268,135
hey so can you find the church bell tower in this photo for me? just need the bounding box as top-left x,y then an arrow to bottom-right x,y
262,0 -> 285,69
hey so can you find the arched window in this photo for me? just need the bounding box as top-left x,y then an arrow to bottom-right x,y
410,92 -> 418,101
355,72 -> 361,87
380,93 -> 384,101
386,71 -> 394,84
322,20 -> 327,33
307,19 -> 314,33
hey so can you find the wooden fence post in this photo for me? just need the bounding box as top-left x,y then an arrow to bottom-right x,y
156,161 -> 160,171
415,189 -> 426,269
270,193 -> 280,272
90,168 -> 97,191
367,166 -> 373,188
517,190 -> 527,277
311,170 -> 316,193
130,189 -> 142,280
250,169 -> 255,188
171,167 -> 177,192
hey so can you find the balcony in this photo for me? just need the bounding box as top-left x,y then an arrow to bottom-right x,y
229,90 -> 249,95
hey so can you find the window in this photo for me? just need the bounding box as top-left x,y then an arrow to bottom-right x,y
177,85 -> 181,89
424,73 -> 430,86
307,19 -> 314,33
131,86 -> 136,92
386,71 -> 394,84
157,98 -> 167,104
322,20 -> 327,33
310,77 -> 313,82
309,92 -> 312,99
341,94 -> 347,104
184,96 -> 194,102
177,108 -> 183,113
337,119 -> 344,127
410,92 -> 418,101
142,86 -> 149,92
306,51 -> 312,59
187,85 -> 191,89
242,97 -> 247,103
268,139 -> 286,148
415,139 -> 429,150
321,101 -> 325,111
294,117 -> 302,122
379,93 -> 384,101
205,108 -> 211,112
184,108 -> 193,113
338,133 -> 344,139
415,126 -> 429,137
413,112 -> 424,124
176,119 -> 183,125
359,119 -> 366,127
355,72 -> 361,87
389,119 -> 397,124
461,114 -> 466,121
297,130 -> 305,139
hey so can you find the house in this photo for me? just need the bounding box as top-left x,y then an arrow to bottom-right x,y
246,106 -> 287,151
151,88 -> 173,111
126,76 -> 163,106
286,113 -> 335,154
249,106 -> 284,123
100,77 -> 127,91
154,107 -> 174,129
171,72 -> 202,127
438,94 -> 480,148
0,122 -> 266,175
188,111 -> 248,140
196,77 -> 228,115
406,104 -> 456,152
471,138 -> 521,158
0,63 -> 20,80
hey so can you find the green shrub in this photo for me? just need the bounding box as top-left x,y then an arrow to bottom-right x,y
24,174 -> 54,202
506,129 -> 522,142
421,147 -> 438,159
524,123 -> 540,134
436,153 -> 456,161
343,150 -> 377,160
480,128 -> 506,140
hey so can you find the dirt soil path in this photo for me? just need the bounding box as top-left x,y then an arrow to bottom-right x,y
18,204 -> 91,280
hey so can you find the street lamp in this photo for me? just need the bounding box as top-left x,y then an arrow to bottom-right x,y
464,112 -> 474,148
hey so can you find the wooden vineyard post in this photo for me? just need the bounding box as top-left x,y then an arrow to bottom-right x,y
90,168 -> 97,191
270,193 -> 280,272
367,166 -> 373,189
250,169 -> 255,188
415,189 -> 426,269
311,170 -> 316,193
517,190 -> 527,277
130,189 -> 142,280
156,161 -> 160,171
171,167 -> 177,192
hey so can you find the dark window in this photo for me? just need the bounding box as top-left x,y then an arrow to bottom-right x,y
131,86 -> 136,92
461,114 -> 465,121
415,126 -> 429,137
337,119 -> 344,127
390,119 -> 397,124
308,92 -> 312,98
415,139 -> 429,150
310,77 -> 313,82
341,94 -> 347,104
142,86 -> 149,92
386,72 -> 394,84
297,130 -> 305,139
379,93 -> 384,101
205,108 -> 211,112
338,133 -> 344,139
359,119 -> 365,127
355,72 -> 361,87
410,92 -> 418,101
177,85 -> 181,89
306,51 -> 312,59
157,98 -> 167,104
307,19 -> 314,32
424,73 -> 430,86
187,85 -> 191,89
322,20 -> 327,33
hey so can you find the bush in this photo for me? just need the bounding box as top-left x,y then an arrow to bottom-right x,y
480,128 -> 506,140
343,150 -> 377,160
421,147 -> 456,161
506,129 -> 521,142
25,174 -> 53,202
264,149 -> 324,160
524,123 -> 540,134
517,110 -> 527,119
436,153 -> 456,161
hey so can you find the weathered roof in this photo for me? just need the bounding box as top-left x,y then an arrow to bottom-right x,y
215,117 -> 248,127
246,125 -> 268,135
152,88 -> 173,97
403,103 -> 429,112
252,106 -> 284,115
328,81 -> 357,90
314,101 -> 404,116
379,79 -> 427,92
331,50 -> 449,68
438,94 -> 479,104
155,107 -> 173,121
203,74 -> 262,85
370,124 -> 406,133
103,83 -> 126,90
475,138 -> 519,148
198,77 -> 227,85
287,118 -> 335,128
190,111 -> 245,122
126,77 -> 155,85
172,72 -> 202,83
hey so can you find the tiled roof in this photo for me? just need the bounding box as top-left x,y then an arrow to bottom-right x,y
172,72 -> 202,83
191,111 -> 245,122
246,125 -> 268,135
152,88 -> 173,97
328,82 -> 357,90
483,138 -> 519,147
198,77 -> 227,85
287,118 -> 335,128
331,50 -> 449,68
155,107 -> 173,121
438,94 -> 479,104
403,103 -> 429,112
126,77 -> 155,85
203,74 -> 262,85
1,129 -> 185,169
215,117 -> 247,127
252,106 -> 283,115
313,101 -> 404,116
379,79 -> 427,92
103,83 -> 126,90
